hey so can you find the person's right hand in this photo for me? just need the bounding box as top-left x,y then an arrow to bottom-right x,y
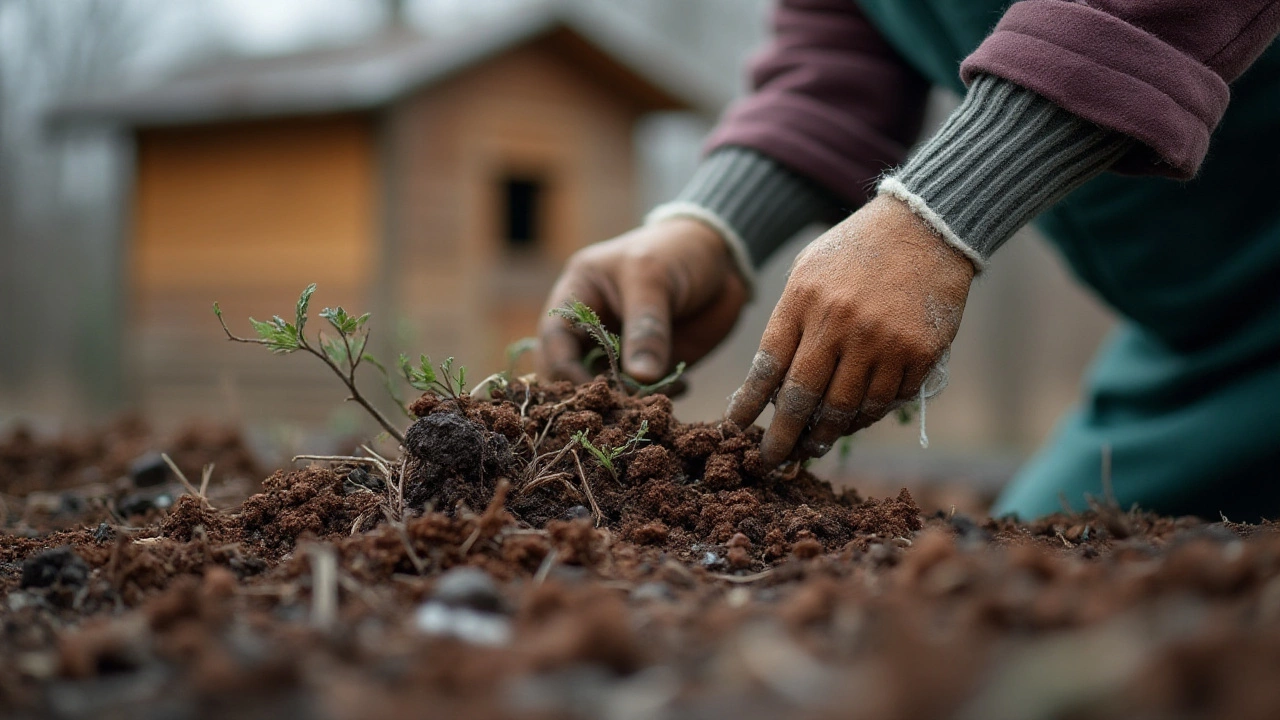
537,218 -> 749,385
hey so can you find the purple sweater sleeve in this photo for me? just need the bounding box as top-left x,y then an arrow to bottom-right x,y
962,1 -> 1280,179
704,0 -> 929,210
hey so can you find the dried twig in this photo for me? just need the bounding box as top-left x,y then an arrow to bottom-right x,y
459,525 -> 484,556
198,463 -> 214,499
160,453 -> 212,509
571,450 -> 603,527
709,569 -> 775,584
292,454 -> 385,466
519,472 -> 580,498
394,523 -> 428,575
534,548 -> 559,585
307,544 -> 339,631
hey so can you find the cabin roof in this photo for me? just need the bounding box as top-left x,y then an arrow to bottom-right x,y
51,0 -> 727,128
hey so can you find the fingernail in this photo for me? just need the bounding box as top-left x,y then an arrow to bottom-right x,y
801,438 -> 832,458
629,351 -> 660,376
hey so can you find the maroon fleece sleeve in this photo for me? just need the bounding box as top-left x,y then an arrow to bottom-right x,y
962,1 -> 1280,179
704,0 -> 929,209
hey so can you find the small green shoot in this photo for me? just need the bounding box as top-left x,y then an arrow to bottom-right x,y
505,337 -> 537,376
624,361 -> 686,398
572,420 -> 649,483
836,436 -> 855,473
398,353 -> 468,401
551,300 -> 623,388
215,284 -> 405,444
896,404 -> 917,426
550,299 -> 687,396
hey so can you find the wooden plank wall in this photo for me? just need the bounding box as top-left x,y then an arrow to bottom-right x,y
130,115 -> 378,427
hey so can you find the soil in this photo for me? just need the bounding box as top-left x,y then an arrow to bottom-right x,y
3,380 -> 1280,719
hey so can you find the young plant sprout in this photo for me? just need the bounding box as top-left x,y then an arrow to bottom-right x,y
398,354 -> 468,401
550,300 -> 687,397
571,419 -> 649,483
214,284 -> 406,444
550,300 -> 624,388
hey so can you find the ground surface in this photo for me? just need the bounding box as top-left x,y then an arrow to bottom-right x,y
3,381 -> 1280,720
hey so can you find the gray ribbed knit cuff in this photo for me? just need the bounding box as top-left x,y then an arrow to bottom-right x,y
879,74 -> 1134,269
661,147 -> 838,268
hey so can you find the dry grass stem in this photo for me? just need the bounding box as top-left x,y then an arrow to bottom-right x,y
307,544 -> 339,631
160,453 -> 212,509
571,449 -> 603,527
534,548 -> 559,585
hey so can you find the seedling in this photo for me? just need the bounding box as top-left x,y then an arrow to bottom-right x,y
214,284 -> 406,444
470,338 -> 536,400
550,300 -> 687,396
550,300 -> 623,388
505,337 -> 537,376
398,353 -> 468,401
572,420 -> 649,483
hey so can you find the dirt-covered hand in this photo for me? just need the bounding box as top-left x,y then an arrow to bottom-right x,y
726,194 -> 975,468
537,218 -> 749,384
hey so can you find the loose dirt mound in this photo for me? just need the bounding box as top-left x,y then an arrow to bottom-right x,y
3,383 -> 1280,720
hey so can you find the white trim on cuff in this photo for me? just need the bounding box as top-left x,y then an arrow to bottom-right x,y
876,177 -> 987,273
644,201 -> 758,297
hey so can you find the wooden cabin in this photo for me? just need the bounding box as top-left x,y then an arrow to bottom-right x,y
55,4 -> 721,427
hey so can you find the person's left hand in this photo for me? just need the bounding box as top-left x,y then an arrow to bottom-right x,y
725,194 -> 976,468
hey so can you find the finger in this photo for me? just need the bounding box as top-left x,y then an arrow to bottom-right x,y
798,356 -> 870,457
758,337 -> 836,468
896,362 -> 932,404
726,319 -> 801,428
669,270 -> 749,367
618,269 -> 673,383
852,363 -> 907,431
537,276 -> 597,384
537,317 -> 592,384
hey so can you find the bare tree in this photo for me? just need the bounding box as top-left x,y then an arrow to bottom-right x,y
0,0 -> 149,412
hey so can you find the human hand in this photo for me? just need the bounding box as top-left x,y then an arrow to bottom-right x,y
537,218 -> 749,384
725,194 -> 975,468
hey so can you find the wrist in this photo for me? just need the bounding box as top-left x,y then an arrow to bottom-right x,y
645,202 -> 756,298
865,194 -> 976,285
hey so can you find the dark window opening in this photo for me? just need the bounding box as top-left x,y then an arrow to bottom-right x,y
502,177 -> 543,250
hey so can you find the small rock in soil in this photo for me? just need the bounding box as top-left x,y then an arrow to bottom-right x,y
431,567 -> 506,614
21,547 -> 90,589
563,505 -> 592,521
93,522 -> 114,543
416,595 -> 512,647
631,582 -> 674,603
128,452 -> 169,488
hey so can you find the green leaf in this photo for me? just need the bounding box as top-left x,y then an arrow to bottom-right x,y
627,361 -> 687,397
295,283 -> 316,335
582,346 -> 606,372
249,317 -> 299,353
505,337 -> 536,373
398,353 -> 437,391
320,306 -> 363,335
549,299 -> 601,327
212,301 -> 222,319
321,337 -> 348,366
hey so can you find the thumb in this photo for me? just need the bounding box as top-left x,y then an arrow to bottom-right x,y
619,270 -> 673,384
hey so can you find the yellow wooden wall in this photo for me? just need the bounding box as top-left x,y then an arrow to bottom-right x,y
130,115 -> 378,425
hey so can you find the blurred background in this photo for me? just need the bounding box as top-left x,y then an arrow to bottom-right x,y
0,0 -> 1114,489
